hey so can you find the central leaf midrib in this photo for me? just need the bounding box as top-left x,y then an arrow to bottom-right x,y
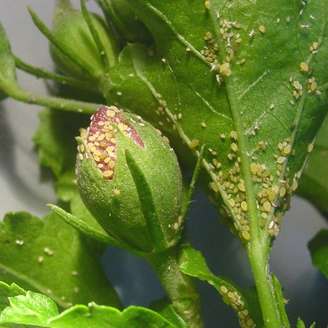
223,84 -> 262,241
206,3 -> 262,241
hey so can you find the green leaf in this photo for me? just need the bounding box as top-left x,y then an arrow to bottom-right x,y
33,108 -> 88,202
1,292 -> 59,327
179,245 -> 260,327
0,22 -> 17,99
49,304 -> 176,328
0,284 -> 176,328
0,211 -> 120,309
0,282 -> 25,312
308,229 -> 328,279
104,0 -> 328,244
298,115 -> 328,215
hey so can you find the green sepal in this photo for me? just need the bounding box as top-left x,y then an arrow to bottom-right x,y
48,204 -> 134,251
125,149 -> 167,251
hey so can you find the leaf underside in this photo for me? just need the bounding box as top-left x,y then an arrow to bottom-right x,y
104,0 -> 328,242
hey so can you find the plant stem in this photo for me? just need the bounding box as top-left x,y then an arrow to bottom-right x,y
7,88 -> 100,114
147,247 -> 203,328
247,238 -> 285,328
14,56 -> 99,92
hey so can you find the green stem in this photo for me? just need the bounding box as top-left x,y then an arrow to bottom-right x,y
2,80 -> 98,114
247,238 -> 286,328
14,56 -> 99,92
147,247 -> 203,328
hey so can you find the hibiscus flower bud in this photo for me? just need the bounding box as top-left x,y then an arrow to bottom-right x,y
51,0 -> 119,79
76,106 -> 183,253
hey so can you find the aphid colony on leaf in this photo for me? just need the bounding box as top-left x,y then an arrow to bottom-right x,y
219,285 -> 255,328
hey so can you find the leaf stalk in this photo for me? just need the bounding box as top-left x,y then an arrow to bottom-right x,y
146,246 -> 203,328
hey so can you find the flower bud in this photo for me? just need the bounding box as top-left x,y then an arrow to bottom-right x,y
76,106 -> 183,253
51,0 -> 119,79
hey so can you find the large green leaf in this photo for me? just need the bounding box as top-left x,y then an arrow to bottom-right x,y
0,283 -> 176,328
0,211 -> 120,308
103,0 -> 328,243
179,245 -> 261,327
308,229 -> 328,279
299,115 -> 328,215
0,22 -> 17,100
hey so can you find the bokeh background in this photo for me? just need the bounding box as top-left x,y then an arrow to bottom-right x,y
0,1 -> 327,327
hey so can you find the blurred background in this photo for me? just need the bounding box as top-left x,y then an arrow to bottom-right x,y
0,1 -> 327,327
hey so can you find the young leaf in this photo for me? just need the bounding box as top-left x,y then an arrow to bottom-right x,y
49,304 -> 176,328
0,282 -> 25,312
179,245 -> 260,327
298,115 -> 328,215
0,284 -> 176,328
1,292 -> 59,327
0,211 -> 120,308
308,229 -> 328,279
